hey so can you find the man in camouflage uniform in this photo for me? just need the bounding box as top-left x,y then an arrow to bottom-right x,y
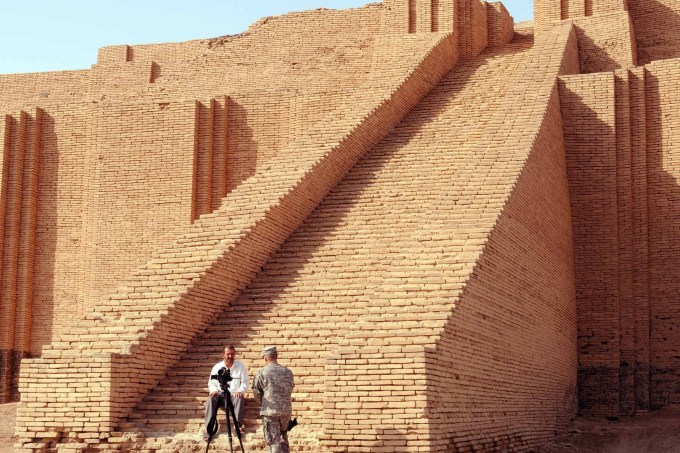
252,346 -> 295,453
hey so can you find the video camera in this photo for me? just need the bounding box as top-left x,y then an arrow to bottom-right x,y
210,366 -> 232,392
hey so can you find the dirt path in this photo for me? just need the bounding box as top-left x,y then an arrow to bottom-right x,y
0,403 -> 16,453
538,408 -> 680,453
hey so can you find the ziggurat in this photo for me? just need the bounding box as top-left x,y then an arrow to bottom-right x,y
2,0 -> 680,451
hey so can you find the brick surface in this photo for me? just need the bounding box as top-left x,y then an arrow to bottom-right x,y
645,58 -> 680,410
628,0 -> 680,64
11,8 -> 461,449
570,12 -> 637,73
560,72 -> 621,417
558,37 -> 680,417
4,1 -> 680,452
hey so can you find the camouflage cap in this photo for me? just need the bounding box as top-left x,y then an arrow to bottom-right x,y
261,345 -> 277,356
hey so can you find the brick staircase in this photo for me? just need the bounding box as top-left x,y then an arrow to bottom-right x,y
16,29 -> 460,451
117,30 -> 536,450
12,3 -> 595,450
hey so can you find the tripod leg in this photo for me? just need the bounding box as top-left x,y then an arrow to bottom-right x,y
226,394 -> 246,453
224,396 -> 234,453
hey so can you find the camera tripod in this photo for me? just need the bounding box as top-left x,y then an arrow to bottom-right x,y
205,390 -> 246,453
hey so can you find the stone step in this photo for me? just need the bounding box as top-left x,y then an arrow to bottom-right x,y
142,393 -> 199,404
146,387 -> 202,395
136,403 -> 204,414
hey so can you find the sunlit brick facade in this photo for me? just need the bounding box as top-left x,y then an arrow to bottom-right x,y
1,1 -> 680,451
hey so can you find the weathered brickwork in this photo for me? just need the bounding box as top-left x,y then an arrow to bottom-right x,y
533,0 -> 680,418
380,0 -> 509,58
645,58 -> 680,410
487,3 -> 515,47
560,72 -> 621,417
534,0 -> 627,25
629,65 -> 651,414
536,0 -> 680,65
558,50 -> 680,416
424,22 -> 580,452
0,109 -> 42,403
4,0 -> 680,452
14,17 -> 462,451
382,0 -> 457,33
628,0 -> 680,64
1,5 -> 385,366
614,68 -> 636,416
457,0 -> 488,58
570,12 -> 637,73
0,71 -> 90,111
109,28 -> 554,453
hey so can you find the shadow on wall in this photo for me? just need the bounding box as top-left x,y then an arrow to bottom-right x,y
426,94 -> 578,449
561,86 -> 622,418
629,0 -> 680,65
558,69 -> 680,417
376,428 -> 407,451
3,113 -> 60,403
226,98 -> 258,194
31,113 -> 58,358
575,28 -> 624,74
645,71 -> 680,410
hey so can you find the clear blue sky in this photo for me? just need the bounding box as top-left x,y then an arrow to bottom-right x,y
0,0 -> 533,75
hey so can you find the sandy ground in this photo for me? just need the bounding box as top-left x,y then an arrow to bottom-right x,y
538,408 -> 680,453
2,402 -> 680,452
0,403 -> 16,453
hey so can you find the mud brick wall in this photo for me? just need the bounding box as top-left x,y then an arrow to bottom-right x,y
96,42 -> 207,66
418,23 -> 580,453
319,22 -> 579,453
15,30 -> 459,448
645,58 -> 680,409
560,73 -> 621,417
458,0 -> 488,58
0,4 -> 385,389
381,0 -> 489,59
558,65 -> 658,416
381,0 -> 457,33
0,110 -> 42,403
629,66 -> 651,413
126,29 -> 537,452
87,15 -> 381,110
628,0 -> 680,64
534,0 -> 562,29
28,105 -> 90,353
4,100 -> 204,362
0,71 -> 90,111
430,88 -> 576,453
614,69 -> 636,417
89,61 -> 159,92
117,6 -> 382,99
533,0 -> 627,27
570,12 -> 637,73
558,56 -> 680,415
80,100 -> 199,309
535,0 -> 680,66
8,1 -> 680,450
531,5 -> 637,75
487,2 -> 514,47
